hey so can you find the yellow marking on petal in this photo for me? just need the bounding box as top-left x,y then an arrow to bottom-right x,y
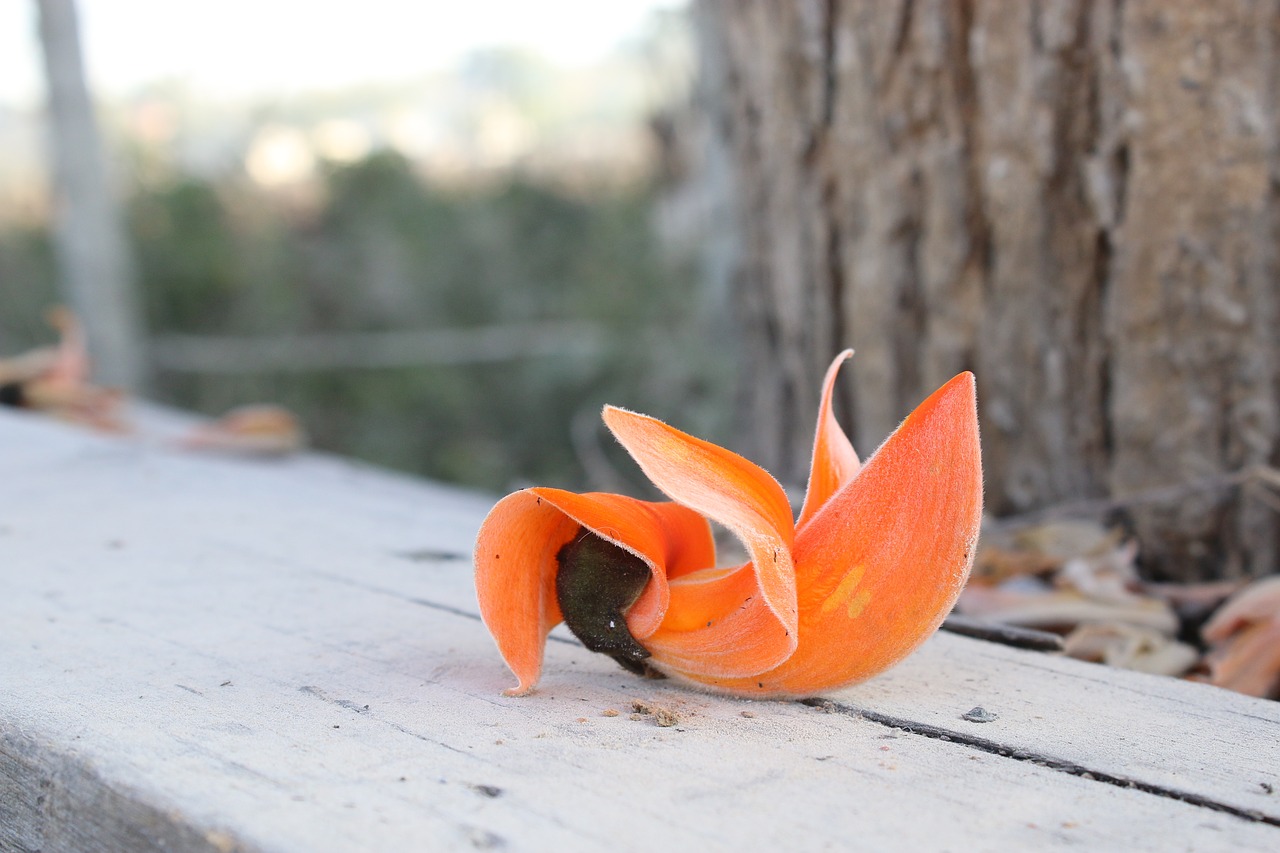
844,589 -> 871,620
820,564 -> 866,617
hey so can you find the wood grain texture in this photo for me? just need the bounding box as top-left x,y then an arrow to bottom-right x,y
694,0 -> 1280,580
2,408 -> 1279,851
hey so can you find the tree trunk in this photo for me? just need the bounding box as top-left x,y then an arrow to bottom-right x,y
694,0 -> 1280,580
37,0 -> 147,391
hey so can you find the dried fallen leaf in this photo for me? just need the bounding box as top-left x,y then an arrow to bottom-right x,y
1013,520 -> 1119,561
1201,576 -> 1280,699
956,585 -> 1179,635
181,404 -> 304,456
1055,539 -> 1142,605
0,308 -> 130,433
1063,622 -> 1199,676
972,520 -> 1121,587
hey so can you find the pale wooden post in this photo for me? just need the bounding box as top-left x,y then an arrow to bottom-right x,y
36,0 -> 147,392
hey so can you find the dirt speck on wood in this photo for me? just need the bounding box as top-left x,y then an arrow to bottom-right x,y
631,699 -> 681,727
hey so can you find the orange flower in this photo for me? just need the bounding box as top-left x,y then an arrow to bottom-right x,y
473,351 -> 982,697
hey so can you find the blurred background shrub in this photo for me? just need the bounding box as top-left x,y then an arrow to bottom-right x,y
0,4 -> 731,494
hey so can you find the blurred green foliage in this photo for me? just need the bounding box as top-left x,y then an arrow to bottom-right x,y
1,151 -> 730,493
0,225 -> 60,343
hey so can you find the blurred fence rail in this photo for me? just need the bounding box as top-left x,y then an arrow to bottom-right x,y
150,322 -> 606,373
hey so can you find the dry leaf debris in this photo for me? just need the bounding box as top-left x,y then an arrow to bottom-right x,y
0,307 -> 130,433
962,518 -> 1278,698
181,404 -> 305,456
1199,576 -> 1280,699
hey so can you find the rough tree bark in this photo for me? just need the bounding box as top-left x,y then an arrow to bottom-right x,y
694,0 -> 1280,580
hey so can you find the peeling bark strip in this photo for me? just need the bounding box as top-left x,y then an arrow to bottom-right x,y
695,0 -> 1280,580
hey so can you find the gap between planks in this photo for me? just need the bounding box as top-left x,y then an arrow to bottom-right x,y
801,698 -> 1280,829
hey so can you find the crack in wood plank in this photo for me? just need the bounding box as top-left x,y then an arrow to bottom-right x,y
940,614 -> 1066,652
802,697 -> 1280,829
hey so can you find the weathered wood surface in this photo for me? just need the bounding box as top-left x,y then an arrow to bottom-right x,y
2,408 -> 1279,852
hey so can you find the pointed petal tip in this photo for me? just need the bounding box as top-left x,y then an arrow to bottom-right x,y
943,370 -> 976,394
601,405 -> 656,439
824,348 -> 854,374
797,349 -> 862,530
601,403 -> 645,425
919,371 -> 978,426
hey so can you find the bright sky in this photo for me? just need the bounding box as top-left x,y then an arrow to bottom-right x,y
0,0 -> 683,106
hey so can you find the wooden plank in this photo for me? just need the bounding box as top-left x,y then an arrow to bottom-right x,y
2,408 -> 1279,852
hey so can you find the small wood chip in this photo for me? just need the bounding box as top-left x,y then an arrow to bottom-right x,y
602,708 -> 619,717
962,706 -> 999,723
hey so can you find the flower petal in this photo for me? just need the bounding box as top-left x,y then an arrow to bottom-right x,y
473,490 -> 579,696
602,405 -> 800,673
529,488 -> 715,639
641,563 -> 795,679
796,349 -> 860,530
474,487 -> 716,695
676,372 -> 983,696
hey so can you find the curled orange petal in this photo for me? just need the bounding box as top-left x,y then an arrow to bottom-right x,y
602,406 -> 799,645
677,372 -> 982,696
474,491 -> 579,696
796,349 -> 860,530
527,488 -> 714,639
474,488 -> 714,694
642,563 -> 793,679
